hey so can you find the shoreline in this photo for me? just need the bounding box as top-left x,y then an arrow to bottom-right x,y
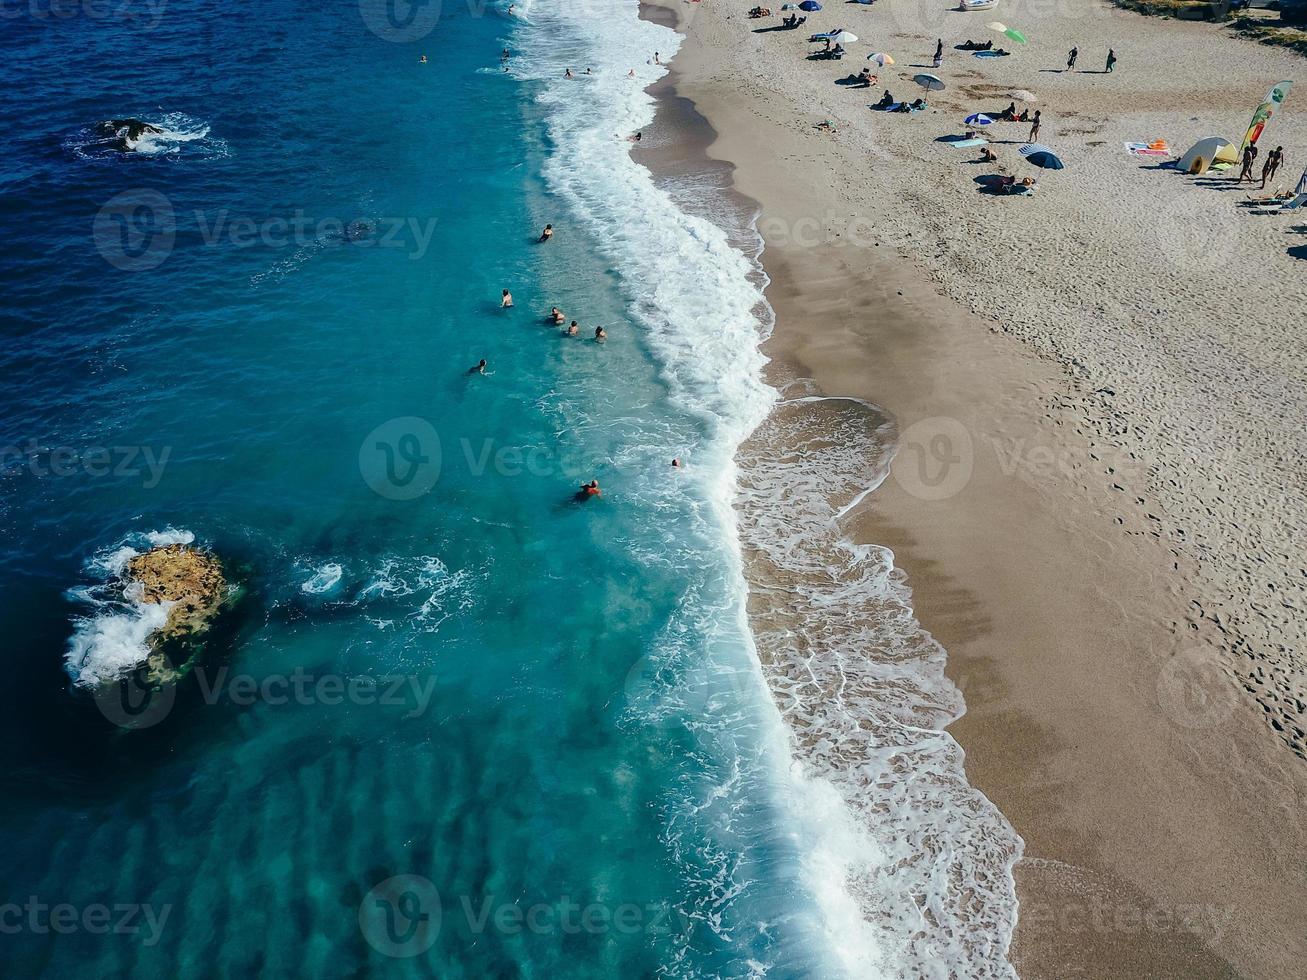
639,0 -> 1307,977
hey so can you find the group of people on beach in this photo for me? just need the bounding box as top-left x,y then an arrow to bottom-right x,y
1240,144 -> 1287,187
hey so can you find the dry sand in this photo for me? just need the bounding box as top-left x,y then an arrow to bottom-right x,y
640,0 -> 1307,976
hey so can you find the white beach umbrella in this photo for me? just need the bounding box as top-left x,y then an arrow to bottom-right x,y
1010,89 -> 1037,103
828,30 -> 858,43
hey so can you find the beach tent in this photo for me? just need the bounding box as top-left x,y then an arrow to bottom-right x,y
1177,136 -> 1237,175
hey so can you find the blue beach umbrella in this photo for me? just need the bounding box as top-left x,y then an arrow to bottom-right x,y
965,113 -> 994,126
798,0 -> 822,10
1019,143 -> 1064,169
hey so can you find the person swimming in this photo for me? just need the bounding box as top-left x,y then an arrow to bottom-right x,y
469,358 -> 487,375
566,320 -> 579,335
671,458 -> 681,468
564,68 -> 574,78
419,55 -> 427,64
501,289 -> 513,308
577,479 -> 601,500
550,307 -> 565,323
539,224 -> 553,242
594,326 -> 607,342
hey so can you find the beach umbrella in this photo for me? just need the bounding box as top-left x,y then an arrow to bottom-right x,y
1004,27 -> 1028,44
827,30 -> 858,43
987,21 -> 1007,31
913,73 -> 946,92
1296,166 -> 1307,196
1019,143 -> 1064,169
798,0 -> 821,9
867,52 -> 894,66
965,113 -> 994,126
1010,89 -> 1037,103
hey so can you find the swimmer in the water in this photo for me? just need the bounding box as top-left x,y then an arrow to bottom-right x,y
419,55 -> 427,64
626,132 -> 642,142
501,48 -> 510,62
564,68 -> 574,78
628,69 -> 636,77
469,358 -> 487,375
594,326 -> 607,342
501,289 -> 513,308
565,320 -> 579,335
671,458 -> 681,468
539,224 -> 553,242
550,307 -> 565,323
577,479 -> 601,499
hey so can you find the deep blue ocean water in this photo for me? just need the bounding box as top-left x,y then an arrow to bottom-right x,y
0,1 -> 843,976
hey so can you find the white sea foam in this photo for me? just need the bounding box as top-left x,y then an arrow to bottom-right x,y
65,528 -> 195,687
301,563 -> 344,595
510,3 -> 1020,976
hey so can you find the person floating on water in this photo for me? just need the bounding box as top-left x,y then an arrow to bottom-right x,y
539,224 -> 553,242
550,307 -> 565,323
501,289 -> 513,308
577,479 -> 601,500
469,359 -> 487,375
1106,49 -> 1116,73
419,55 -> 427,64
671,458 -> 681,469
565,68 -> 574,78
594,326 -> 607,342
1066,47 -> 1077,72
565,320 -> 579,336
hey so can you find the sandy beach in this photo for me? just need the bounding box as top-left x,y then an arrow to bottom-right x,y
641,0 -> 1307,976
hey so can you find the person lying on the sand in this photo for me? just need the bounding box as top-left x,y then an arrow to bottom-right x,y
840,68 -> 877,87
747,6 -> 772,17
958,40 -> 994,51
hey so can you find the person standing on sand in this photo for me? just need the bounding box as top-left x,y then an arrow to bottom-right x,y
1028,110 -> 1041,143
1067,47 -> 1078,72
1240,144 -> 1259,182
1106,49 -> 1117,73
1262,146 -> 1284,188
933,38 -> 943,68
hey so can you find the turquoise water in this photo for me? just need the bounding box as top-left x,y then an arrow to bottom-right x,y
0,1 -> 842,976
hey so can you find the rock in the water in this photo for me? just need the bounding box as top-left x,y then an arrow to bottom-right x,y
124,544 -> 226,683
96,118 -> 163,151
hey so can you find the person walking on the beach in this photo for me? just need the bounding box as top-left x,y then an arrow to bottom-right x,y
1240,143 -> 1259,182
1028,110 -> 1041,143
1262,146 -> 1284,188
1066,47 -> 1078,72
933,38 -> 943,68
1105,49 -> 1117,73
